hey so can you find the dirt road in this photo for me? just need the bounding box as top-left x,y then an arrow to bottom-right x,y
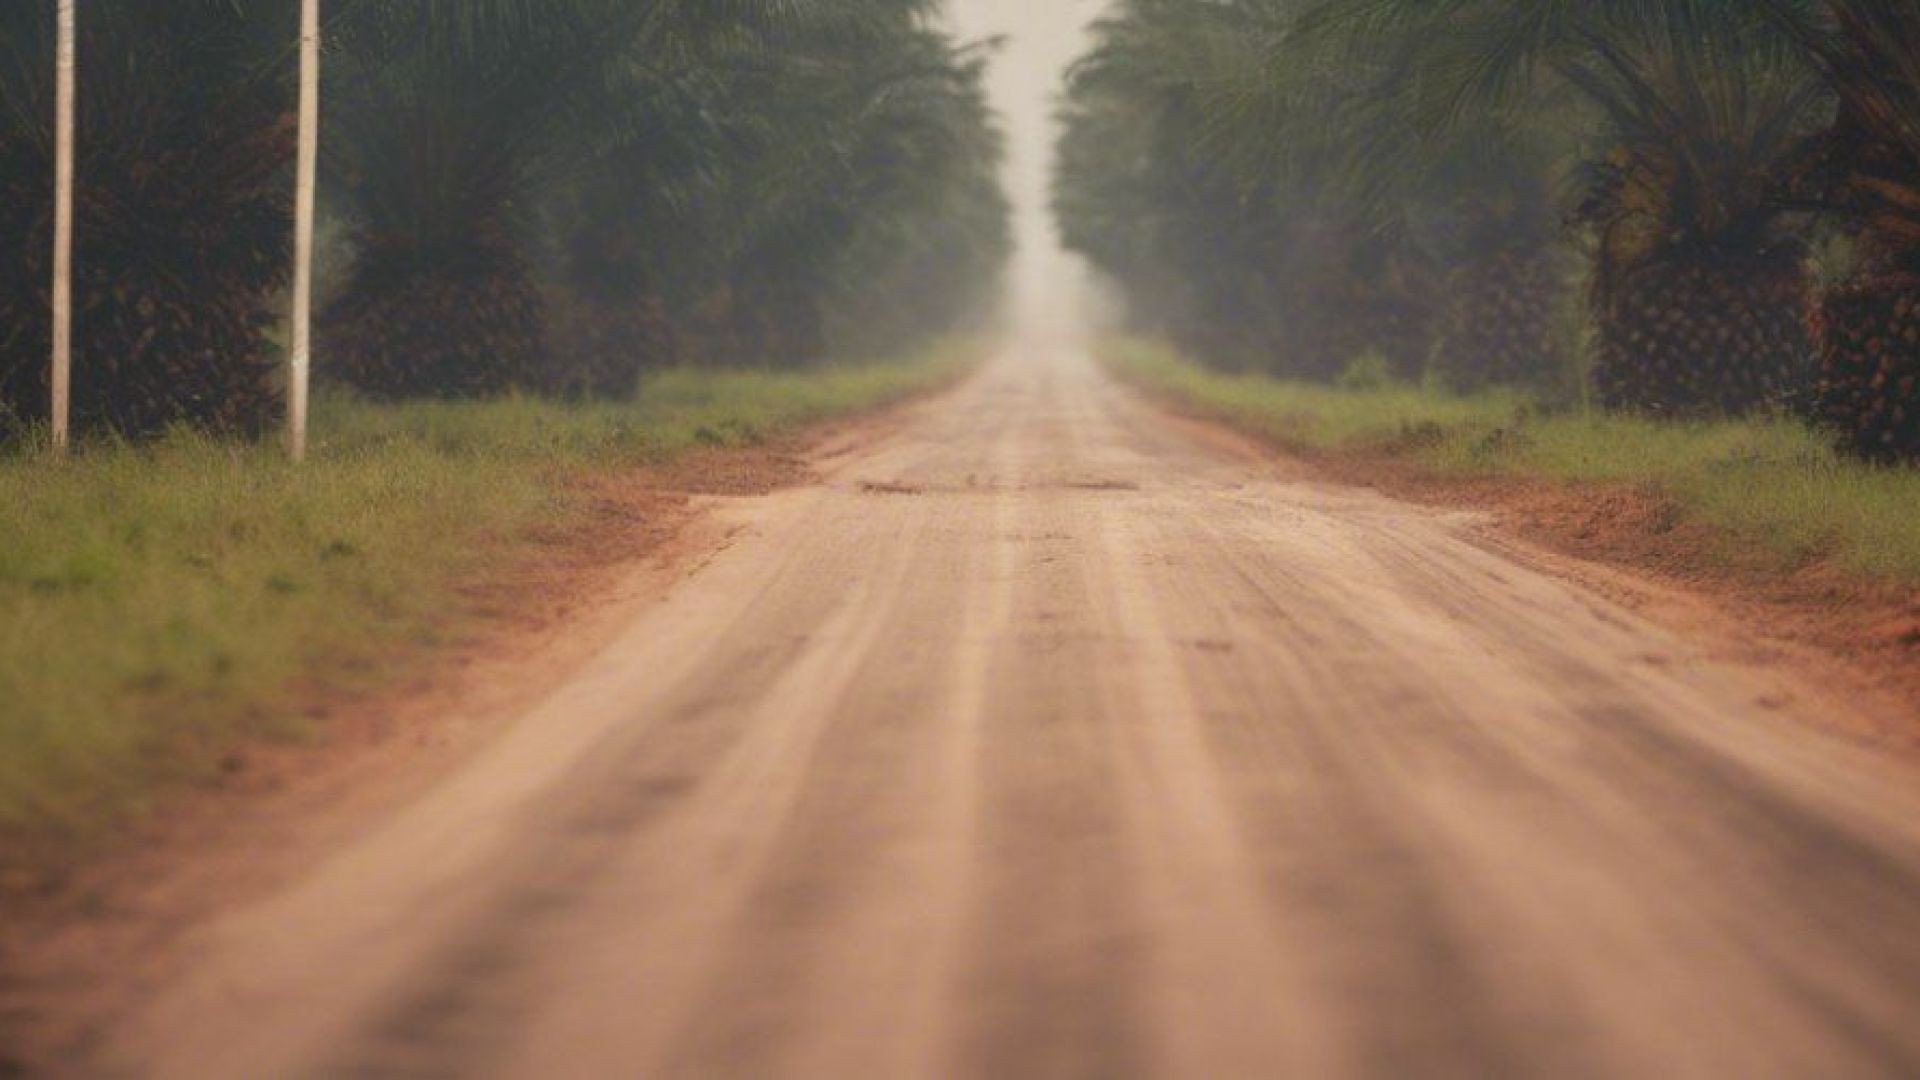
104,349 -> 1920,1078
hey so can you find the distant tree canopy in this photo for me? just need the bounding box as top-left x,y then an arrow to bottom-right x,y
1054,0 -> 1920,461
0,1 -> 1010,438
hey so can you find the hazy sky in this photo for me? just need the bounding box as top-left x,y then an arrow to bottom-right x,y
948,0 -> 1102,338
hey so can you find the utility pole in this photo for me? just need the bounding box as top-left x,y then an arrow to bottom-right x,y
288,0 -> 320,462
51,0 -> 75,452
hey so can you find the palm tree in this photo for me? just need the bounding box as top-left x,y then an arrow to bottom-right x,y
542,44 -> 724,393
1299,0 -> 1830,415
1309,29 -> 1581,392
317,0 -> 619,397
1413,123 -> 1573,393
1759,2 -> 1920,460
712,15 -> 1009,367
0,2 -> 296,439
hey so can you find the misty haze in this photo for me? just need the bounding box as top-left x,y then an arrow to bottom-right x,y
5,3 -> 1920,1078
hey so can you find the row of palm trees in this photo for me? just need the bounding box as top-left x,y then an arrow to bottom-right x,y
0,1 -> 1010,443
1054,0 -> 1920,462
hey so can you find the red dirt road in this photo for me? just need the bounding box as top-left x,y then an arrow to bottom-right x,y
96,349 -> 1920,1077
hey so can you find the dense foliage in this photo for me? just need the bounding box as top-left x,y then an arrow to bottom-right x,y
1772,2 -> 1920,460
0,4 -> 296,439
1055,0 -> 1920,460
0,1 -> 1009,435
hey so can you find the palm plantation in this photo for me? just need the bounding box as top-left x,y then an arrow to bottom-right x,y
1056,0 -> 1920,455
10,1 -> 1915,463
0,1 -> 1006,431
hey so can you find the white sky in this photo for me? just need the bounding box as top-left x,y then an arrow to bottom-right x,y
947,0 -> 1103,341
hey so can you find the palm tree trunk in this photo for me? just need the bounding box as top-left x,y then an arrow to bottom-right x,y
288,0 -> 319,461
1431,247 -> 1566,392
50,0 -> 74,452
1594,250 -> 1813,418
1813,273 -> 1920,461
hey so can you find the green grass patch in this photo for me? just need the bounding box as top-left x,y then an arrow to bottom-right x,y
0,342 -> 973,854
1104,337 -> 1920,585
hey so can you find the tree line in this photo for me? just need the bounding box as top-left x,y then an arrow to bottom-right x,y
1054,1 -> 1920,462
0,1 -> 1010,441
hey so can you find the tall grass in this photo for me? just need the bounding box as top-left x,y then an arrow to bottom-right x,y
0,344 -> 972,850
1105,338 -> 1920,584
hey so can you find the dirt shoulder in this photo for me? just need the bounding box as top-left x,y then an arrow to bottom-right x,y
1346,459 -> 1920,743
1145,398 -> 1920,750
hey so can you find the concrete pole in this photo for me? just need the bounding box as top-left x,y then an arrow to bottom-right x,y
289,0 -> 320,462
51,0 -> 75,452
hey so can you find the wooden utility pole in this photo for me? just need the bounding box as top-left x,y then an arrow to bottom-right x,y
51,0 -> 75,452
288,0 -> 320,462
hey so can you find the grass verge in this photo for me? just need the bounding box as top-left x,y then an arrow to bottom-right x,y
0,342 -> 972,856
1104,337 -> 1920,586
